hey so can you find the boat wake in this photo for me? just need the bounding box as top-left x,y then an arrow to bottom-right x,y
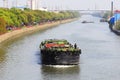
43,65 -> 77,68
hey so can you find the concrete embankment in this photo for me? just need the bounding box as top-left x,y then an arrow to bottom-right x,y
0,19 -> 77,44
112,29 -> 120,35
109,24 -> 120,35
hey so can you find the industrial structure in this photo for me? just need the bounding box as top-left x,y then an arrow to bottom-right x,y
3,0 -> 8,8
28,0 -> 39,10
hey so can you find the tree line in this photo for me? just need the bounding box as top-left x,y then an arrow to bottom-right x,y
0,8 -> 79,34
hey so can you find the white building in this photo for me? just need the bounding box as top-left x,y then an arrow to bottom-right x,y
27,0 -> 37,10
31,0 -> 36,10
27,0 -> 48,10
29,0 -> 40,10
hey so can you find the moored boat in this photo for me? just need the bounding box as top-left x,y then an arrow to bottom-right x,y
82,20 -> 94,23
40,39 -> 81,65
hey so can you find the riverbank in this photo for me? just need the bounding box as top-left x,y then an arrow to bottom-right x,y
0,18 -> 77,44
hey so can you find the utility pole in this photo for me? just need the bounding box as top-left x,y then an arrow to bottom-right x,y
111,1 -> 114,17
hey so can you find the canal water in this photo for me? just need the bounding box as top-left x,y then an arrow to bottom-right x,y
0,15 -> 120,80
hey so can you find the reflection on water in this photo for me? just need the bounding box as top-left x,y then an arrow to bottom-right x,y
41,65 -> 80,80
0,45 -> 7,64
0,51 -> 6,63
41,65 -> 80,74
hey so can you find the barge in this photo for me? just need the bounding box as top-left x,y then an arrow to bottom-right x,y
40,39 -> 81,65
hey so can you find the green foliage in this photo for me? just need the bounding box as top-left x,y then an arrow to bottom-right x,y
102,11 -> 111,19
0,18 -> 7,34
0,8 -> 79,34
115,20 -> 120,30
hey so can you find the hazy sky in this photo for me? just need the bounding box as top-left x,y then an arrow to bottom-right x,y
0,0 -> 120,10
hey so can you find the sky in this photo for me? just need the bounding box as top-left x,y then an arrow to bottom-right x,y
0,0 -> 120,10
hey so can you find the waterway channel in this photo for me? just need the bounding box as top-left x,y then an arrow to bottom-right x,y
0,15 -> 120,80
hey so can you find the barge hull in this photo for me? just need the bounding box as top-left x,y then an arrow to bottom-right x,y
41,50 -> 80,65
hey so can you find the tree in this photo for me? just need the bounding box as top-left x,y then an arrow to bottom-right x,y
0,8 -> 80,34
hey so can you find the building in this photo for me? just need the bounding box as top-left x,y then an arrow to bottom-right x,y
27,0 -> 39,10
39,7 -> 48,11
3,0 -> 8,8
27,0 -> 49,10
31,0 -> 35,10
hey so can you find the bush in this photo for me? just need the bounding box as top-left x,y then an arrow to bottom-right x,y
115,20 -> 120,30
0,18 -> 7,35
